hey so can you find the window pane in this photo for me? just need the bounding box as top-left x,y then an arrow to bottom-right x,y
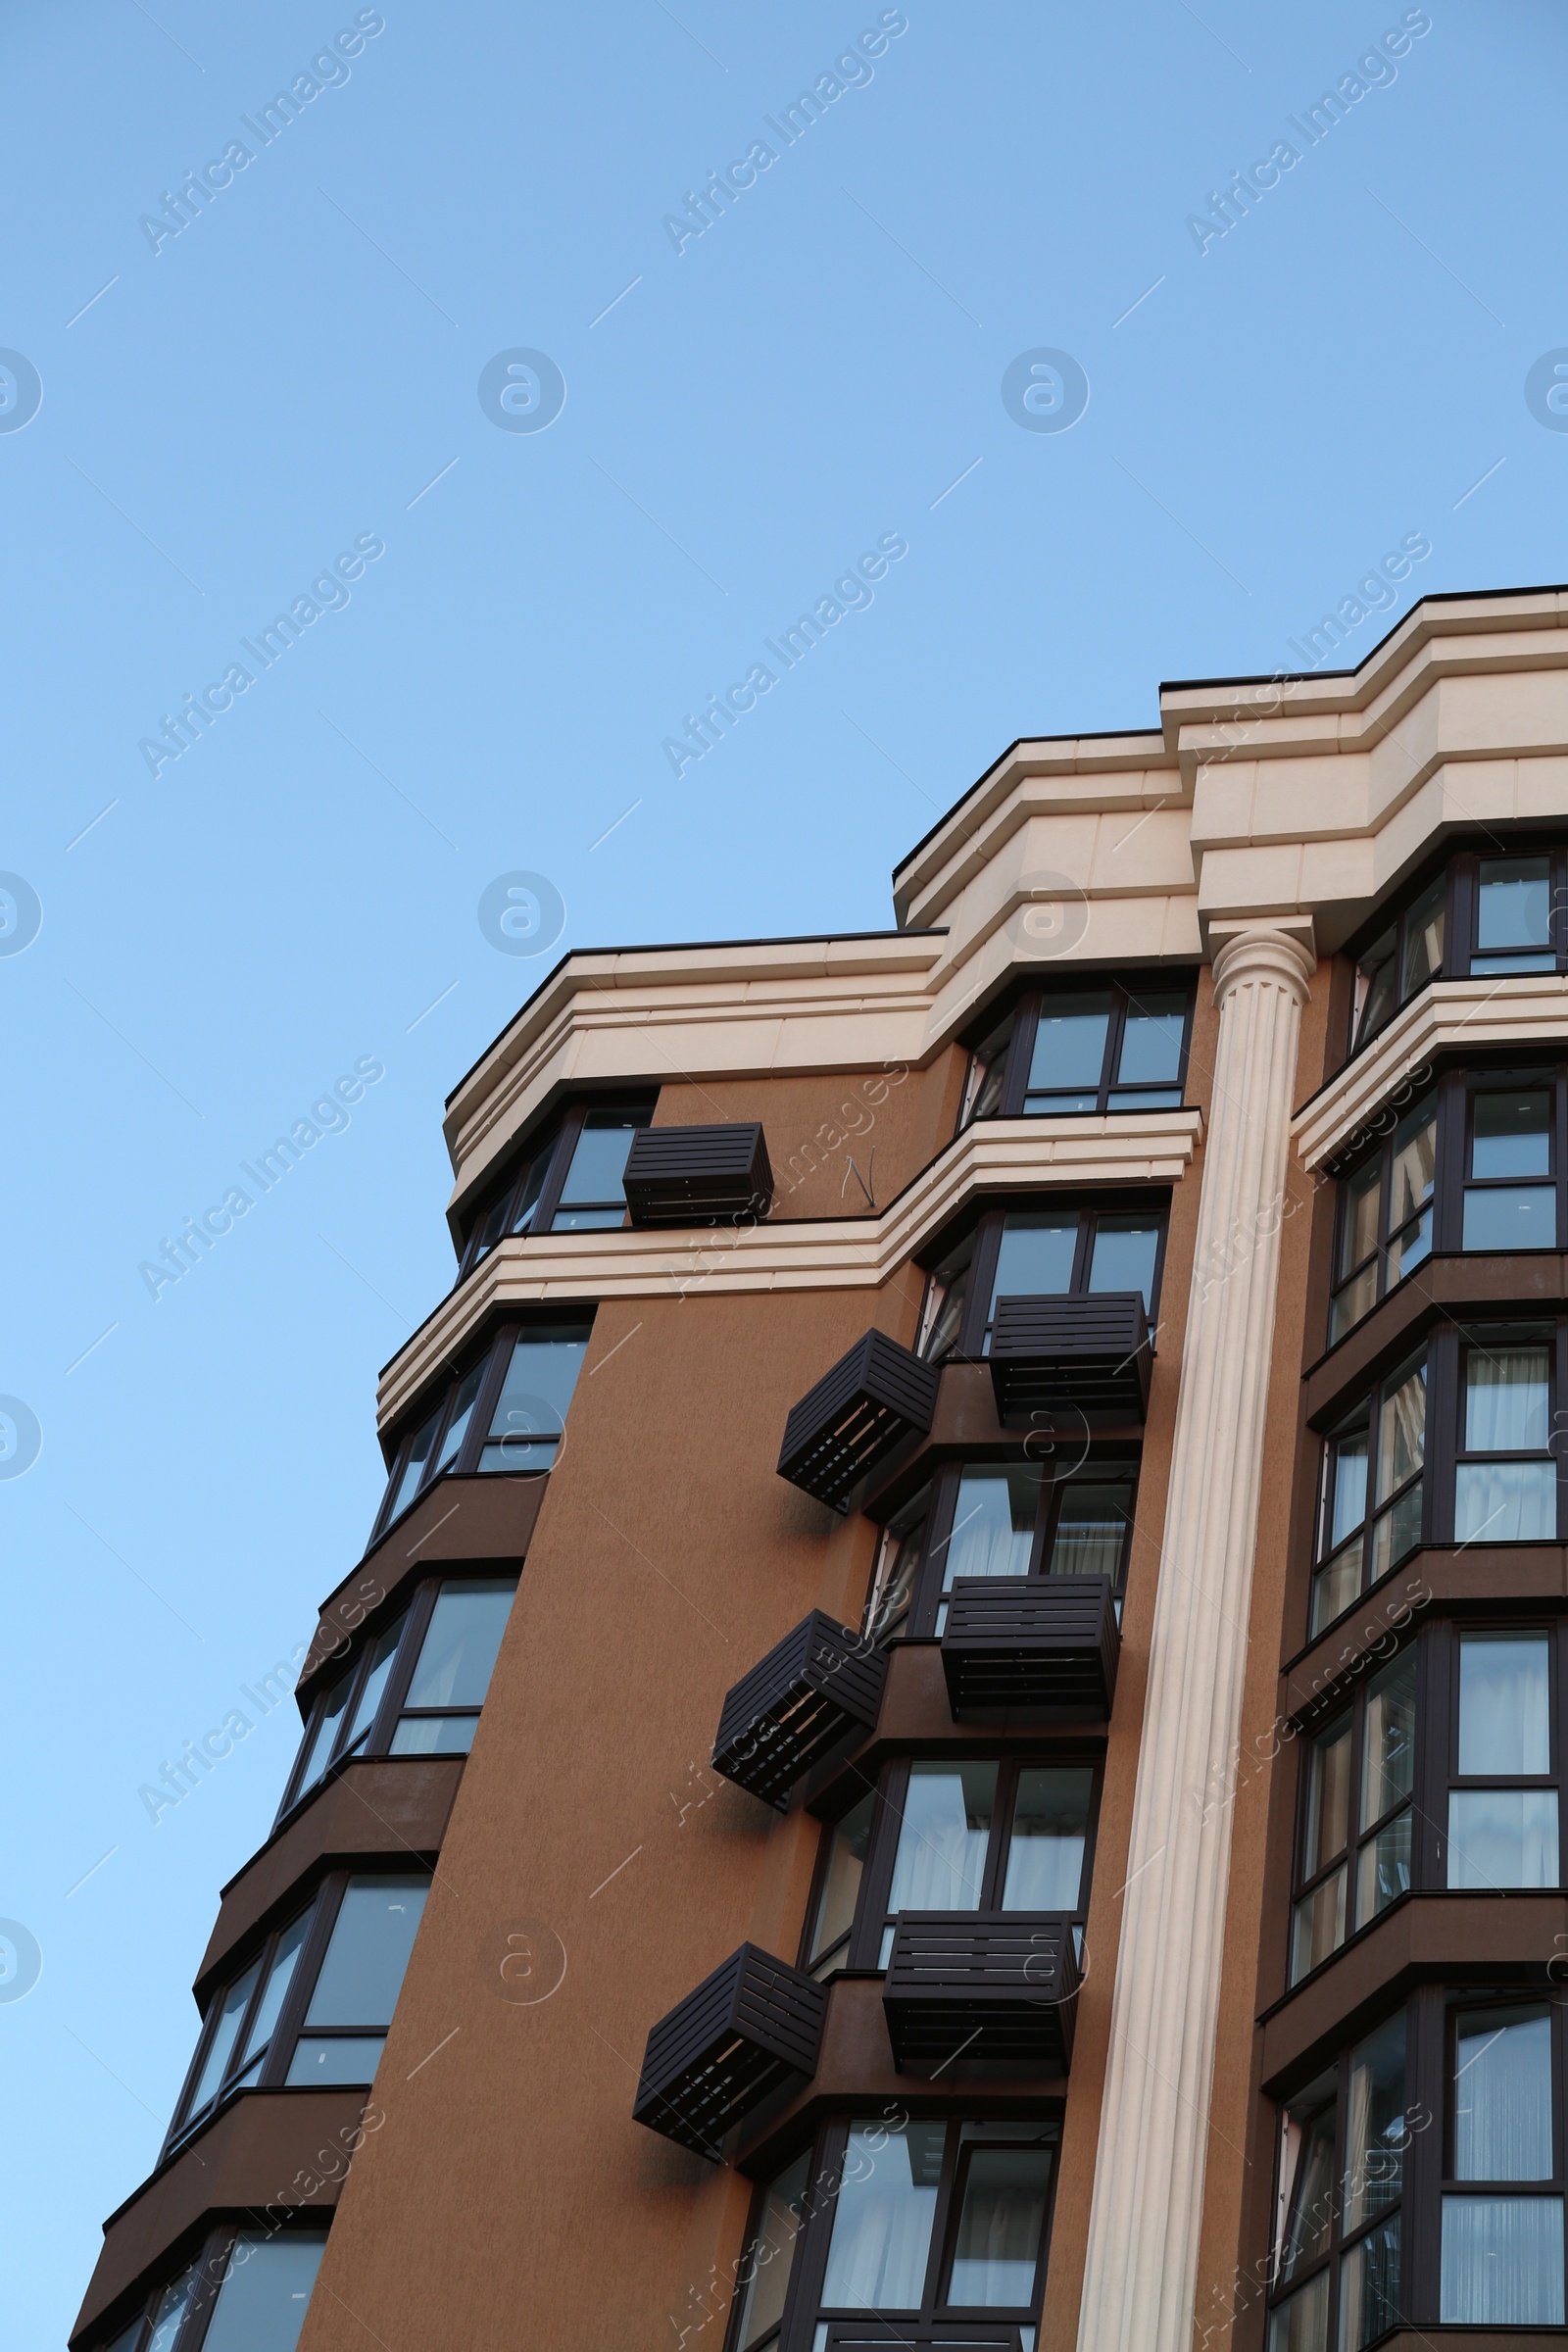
1344,2013 -> 1406,2231
431,1364 -> 485,1477
1339,2216 -> 1400,2352
1473,1088 -> 1551,1179
1369,1476 -> 1423,1585
809,1794 -> 874,1970
305,1876 -> 428,2028
887,1763 -> 998,1912
293,1671 -> 353,1799
284,2033 -> 386,2086
1026,994 -> 1111,1104
554,1111 -> 645,1223
1361,1654 -> 1417,1829
1463,1184 -> 1558,1250
1328,1430 -> 1369,1548
1330,1262 -> 1378,1345
1267,2271 -> 1328,2352
187,1959 -> 261,2116
1310,1540 -> 1362,1638
921,1236 -> 974,1362
1376,1357 -> 1425,1506
144,2267 -> 198,2352
1459,1635 -> 1550,1776
867,1494 -> 928,1638
1047,1480 -> 1135,1580
1447,1790 -> 1558,1889
1455,1460 -> 1556,1544
820,2120 -> 944,2309
1338,1161 -> 1382,1281
735,2154 -> 809,2349
1465,1345 -> 1549,1450
1383,1204 -> 1431,1289
341,1614 -> 407,1756
947,2146 -> 1054,2307
944,1467 -> 1041,1588
479,1327 -> 589,1471
1478,856 -> 1551,951
386,1402 -> 442,1520
468,1191 -> 512,1264
1441,2195 -> 1564,2323
1389,1094 -> 1437,1227
989,1215 -> 1079,1318
1400,875 -> 1445,997
1455,2005 -> 1553,2180
1115,993 -> 1187,1087
389,1713 -> 476,1755
203,2233 -> 326,2352
1355,1812 -> 1410,1929
964,1012 -> 1016,1126
1355,931 -> 1397,1046
1088,1218 -> 1160,1309
234,1907 -> 312,2076
1280,2089 -> 1338,2278
1003,1767 -> 1092,1910
509,1146 -> 550,1237
1303,1716 -> 1353,1878
403,1582 -> 514,1711
1291,1869 -> 1347,1983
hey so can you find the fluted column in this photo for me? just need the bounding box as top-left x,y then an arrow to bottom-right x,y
1076,924 -> 1315,2352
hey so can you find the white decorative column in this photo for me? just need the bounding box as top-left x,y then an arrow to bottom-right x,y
1076,924 -> 1315,2352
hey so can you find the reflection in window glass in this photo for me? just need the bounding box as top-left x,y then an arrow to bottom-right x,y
1115,993 -> 1187,1089
1279,2083 -> 1337,2280
1265,2266 -> 1328,2352
340,1615 -> 406,1758
887,1764 -> 997,1913
1454,2006 -> 1552,2180
947,2146 -> 1053,2306
962,1011 -> 1016,1127
820,2121 -> 945,2309
1047,1480 -> 1134,1581
865,1492 -> 928,1640
1458,1635 -> 1550,1776
1456,1347 -> 1554,1544
1088,1218 -> 1160,1307
989,1215 -> 1079,1324
388,1402 -> 442,1521
202,2233 -> 326,2352
232,1910 -> 312,2087
478,1328 -> 589,1471
1448,1789 -> 1559,1890
1025,995 -> 1111,1109
1343,2013 -> 1406,2232
553,1111 -> 648,1229
404,1582 -> 514,1709
1475,855 -> 1552,971
188,1959 -> 262,2117
430,1364 -> 485,1478
1399,876 -> 1445,999
943,1468 -> 1041,1588
736,2154 -> 810,2349
919,1235 -> 974,1363
1002,1768 -> 1091,1910
1340,2217 -> 1400,2352
1441,2196 -> 1564,2324
305,1877 -> 428,2030
144,2268 -> 198,2352
294,1670 -> 352,1800
808,1794 -> 874,1975
1354,927 -> 1397,1048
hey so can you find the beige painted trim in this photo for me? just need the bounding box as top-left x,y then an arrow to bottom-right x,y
378,1107 -> 1203,1430
1293,974 -> 1568,1171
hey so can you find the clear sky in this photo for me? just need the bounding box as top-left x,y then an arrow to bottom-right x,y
4,1 -> 1565,2338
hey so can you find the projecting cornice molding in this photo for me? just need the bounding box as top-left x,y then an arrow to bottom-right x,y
378,1107 -> 1203,1431
1294,975 -> 1568,1172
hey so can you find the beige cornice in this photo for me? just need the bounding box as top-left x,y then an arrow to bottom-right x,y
1293,974 -> 1568,1171
378,1107 -> 1203,1431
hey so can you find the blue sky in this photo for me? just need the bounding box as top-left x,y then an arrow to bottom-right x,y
4,0 -> 1565,2338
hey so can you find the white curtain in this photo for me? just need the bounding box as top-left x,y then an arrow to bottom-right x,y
887,1767 -> 993,1911
820,2127 -> 941,2309
1441,2195 -> 1564,2323
1453,2010 -> 1553,2180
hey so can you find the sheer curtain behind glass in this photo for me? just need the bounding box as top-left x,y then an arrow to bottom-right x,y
948,2148 -> 1054,2306
887,1764 -> 996,1913
1443,2004 -> 1562,2323
1455,1347 -> 1554,1543
820,2122 -> 944,2308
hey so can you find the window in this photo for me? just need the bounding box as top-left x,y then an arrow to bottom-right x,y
959,1009 -> 1016,1128
456,1098 -> 656,1272
885,1453 -> 1137,1640
803,1792 -> 875,1979
1446,1633 -> 1558,1891
857,1756 -> 1098,1970
166,1872 -> 429,2148
1473,855 -> 1555,977
1348,843 -> 1568,1057
279,1576 -> 516,1817
92,2234 -> 327,2352
370,1317 -> 592,1541
958,983 -> 1193,1129
1289,1649 -> 1416,1985
1454,1338 -> 1554,1545
1268,2014 -> 1409,2352
1311,1350 -> 1425,1637
916,1198 -> 1168,1365
1328,1091 -> 1435,1343
1463,1073 -> 1557,1250
1443,1999 -> 1564,2323
734,2115 -> 1057,2350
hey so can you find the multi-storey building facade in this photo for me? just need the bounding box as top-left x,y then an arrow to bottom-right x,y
73,585 -> 1568,2352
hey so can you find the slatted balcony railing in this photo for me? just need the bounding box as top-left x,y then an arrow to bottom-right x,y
622,1121 -> 773,1227
882,1912 -> 1078,2072
633,1943 -> 827,2159
712,1611 -> 887,1806
778,1329 -> 940,1511
988,1292 -> 1152,1421
941,1575 -> 1119,1718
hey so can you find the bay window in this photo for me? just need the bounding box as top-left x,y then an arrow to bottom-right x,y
1455,1339 -> 1554,1545
1289,1650 -> 1416,1985
456,1097 -> 656,1273
1443,2000 -> 1564,2323
958,982 -> 1193,1130
95,2232 -> 326,2352
917,1198 -> 1167,1365
870,1452 -> 1137,1642
370,1317 -> 591,1542
1347,840 -> 1568,1057
1446,1632 -> 1558,1891
1269,2014 -> 1409,2352
1312,1352 -> 1426,1639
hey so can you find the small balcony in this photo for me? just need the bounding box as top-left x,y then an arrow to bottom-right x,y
778,1329 -> 940,1512
988,1292 -> 1152,1422
622,1121 -> 773,1227
712,1611 -> 888,1807
941,1575 -> 1119,1719
633,1943 -> 827,2158
882,1912 -> 1078,2072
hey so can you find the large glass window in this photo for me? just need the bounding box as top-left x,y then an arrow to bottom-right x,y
731,2154 -> 811,2352
371,1316 -> 592,1538
804,1792 -> 875,1980
91,2235 -> 327,2352
1454,1340 -> 1555,1545
862,1488 -> 929,1642
884,1453 -> 1138,1641
1443,2000 -> 1565,2323
1463,1074 -> 1557,1250
1347,843 -> 1568,1055
1474,855 -> 1554,976
1289,1650 -> 1416,1986
958,983 -> 1192,1127
1269,2016 -> 1409,2352
456,1098 -> 656,1272
863,1756 -> 1097,1969
1329,1091 -> 1436,1344
552,1108 -> 650,1229
1312,1352 -> 1426,1637
916,1198 -> 1167,1364
286,1875 -> 426,2087
1446,1633 -> 1557,1890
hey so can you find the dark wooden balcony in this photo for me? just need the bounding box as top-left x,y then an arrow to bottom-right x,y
821,2330 -> 1027,2352
622,1121 -> 773,1227
633,1943 -> 827,2158
712,1612 -> 887,1806
778,1329 -> 940,1512
882,1912 -> 1078,2072
988,1291 -> 1152,1422
941,1575 -> 1119,1718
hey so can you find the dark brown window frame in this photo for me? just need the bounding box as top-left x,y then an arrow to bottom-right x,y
916,1196 -> 1171,1370
959,979 -> 1195,1131
1345,838 -> 1568,1063
1267,1982 -> 1568,2339
725,2110 -> 1064,2352
455,1094 -> 658,1276
91,2222 -> 331,2352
